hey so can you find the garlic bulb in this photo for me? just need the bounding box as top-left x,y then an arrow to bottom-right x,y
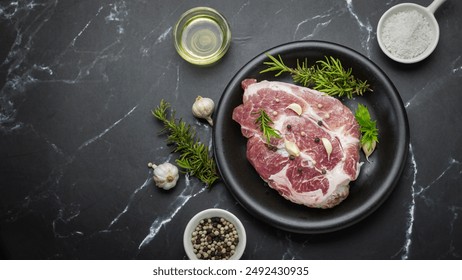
192,96 -> 214,126
148,162 -> 179,190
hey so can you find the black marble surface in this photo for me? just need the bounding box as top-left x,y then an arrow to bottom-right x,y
1,0 -> 461,260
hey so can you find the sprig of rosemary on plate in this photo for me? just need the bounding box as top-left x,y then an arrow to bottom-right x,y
153,99 -> 219,187
260,54 -> 371,99
254,109 -> 281,143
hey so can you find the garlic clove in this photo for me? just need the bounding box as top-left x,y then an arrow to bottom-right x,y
192,96 -> 215,126
284,140 -> 300,157
286,103 -> 303,116
205,117 -> 213,126
321,137 -> 333,161
149,162 -> 179,190
362,140 -> 377,162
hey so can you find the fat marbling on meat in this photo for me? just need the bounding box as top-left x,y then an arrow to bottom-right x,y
232,79 -> 361,208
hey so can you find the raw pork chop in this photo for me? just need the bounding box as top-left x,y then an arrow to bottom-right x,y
232,79 -> 361,208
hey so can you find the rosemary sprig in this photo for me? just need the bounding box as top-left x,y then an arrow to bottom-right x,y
261,53 -> 371,99
254,109 -> 281,143
313,57 -> 371,98
152,99 -> 219,187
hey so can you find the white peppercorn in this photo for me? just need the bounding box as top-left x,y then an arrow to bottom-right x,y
190,216 -> 239,260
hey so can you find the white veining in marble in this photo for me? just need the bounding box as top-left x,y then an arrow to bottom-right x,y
397,54 -> 462,258
400,144 -> 417,260
1,1 -> 58,130
52,201 -> 84,238
293,8 -> 337,40
405,53 -> 462,109
404,78 -> 444,109
71,6 -> 105,47
174,65 -> 180,100
295,18 -> 333,40
77,105 -> 138,151
155,27 -> 172,45
452,56 -> 462,74
107,176 -> 153,229
139,3 -> 183,57
106,154 -> 178,231
233,0 -> 251,20
105,0 -> 128,35
416,158 -> 461,197
447,205 -> 462,258
398,144 -> 462,259
1,1 -> 132,133
345,0 -> 373,57
137,174 -> 207,250
280,234 -> 309,260
274,8 -> 283,15
292,1 -> 373,55
0,1 -> 144,251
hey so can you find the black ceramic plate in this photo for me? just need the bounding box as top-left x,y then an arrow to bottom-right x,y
213,41 -> 409,234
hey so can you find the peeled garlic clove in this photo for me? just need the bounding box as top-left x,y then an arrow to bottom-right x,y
286,103 -> 303,116
192,96 -> 215,126
149,162 -> 179,190
284,140 -> 300,157
362,140 -> 377,162
321,137 -> 332,161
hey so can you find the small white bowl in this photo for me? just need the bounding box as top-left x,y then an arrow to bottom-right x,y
377,1 -> 444,63
183,208 -> 246,260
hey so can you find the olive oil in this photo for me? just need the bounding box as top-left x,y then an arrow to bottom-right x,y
174,7 -> 231,65
181,17 -> 223,59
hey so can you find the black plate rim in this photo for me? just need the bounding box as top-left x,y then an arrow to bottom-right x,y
213,40 -> 409,234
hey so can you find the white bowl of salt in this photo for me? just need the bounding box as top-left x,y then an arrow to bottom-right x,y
377,0 -> 446,63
